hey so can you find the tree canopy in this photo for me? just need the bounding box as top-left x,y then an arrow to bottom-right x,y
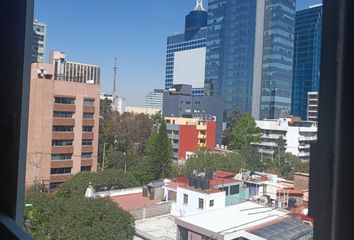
25,170 -> 138,240
229,112 -> 261,150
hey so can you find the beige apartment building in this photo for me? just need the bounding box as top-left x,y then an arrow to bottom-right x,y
26,63 -> 100,190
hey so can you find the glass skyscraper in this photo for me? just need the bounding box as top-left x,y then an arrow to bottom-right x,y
32,19 -> 47,63
165,0 -> 207,96
259,0 -> 296,119
291,5 -> 322,120
205,0 -> 295,119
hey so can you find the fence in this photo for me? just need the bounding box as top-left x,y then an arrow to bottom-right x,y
93,187 -> 142,198
129,202 -> 172,220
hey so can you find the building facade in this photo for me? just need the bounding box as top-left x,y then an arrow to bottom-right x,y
259,0 -> 296,119
145,89 -> 163,110
307,91 -> 319,121
163,84 -> 223,144
50,50 -> 100,84
255,117 -> 317,161
165,117 -> 216,161
205,0 -> 295,120
292,5 -> 322,120
165,0 -> 207,96
26,63 -> 100,190
32,20 -> 47,63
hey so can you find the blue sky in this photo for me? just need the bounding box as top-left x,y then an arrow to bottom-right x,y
34,0 -> 322,106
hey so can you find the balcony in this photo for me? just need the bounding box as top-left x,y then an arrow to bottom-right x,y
82,132 -> 94,139
261,134 -> 283,140
198,133 -> 206,139
259,142 -> 277,147
53,118 -> 75,126
81,159 -> 93,166
299,144 -> 311,149
52,132 -> 74,140
299,136 -> 317,141
298,152 -> 311,157
83,106 -> 95,113
196,124 -> 207,130
83,119 -> 94,126
259,148 -> 275,155
81,145 -> 93,153
53,103 -> 76,112
51,160 -> 73,168
52,146 -> 74,154
50,174 -> 73,183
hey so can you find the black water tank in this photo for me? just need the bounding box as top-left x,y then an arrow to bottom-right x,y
201,179 -> 210,190
195,178 -> 202,189
288,198 -> 297,208
205,171 -> 213,180
189,176 -> 196,186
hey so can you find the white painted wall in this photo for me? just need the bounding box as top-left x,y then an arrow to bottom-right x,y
174,186 -> 225,217
173,47 -> 206,89
285,127 -> 300,156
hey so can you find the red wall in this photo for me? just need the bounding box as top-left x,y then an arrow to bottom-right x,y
179,125 -> 198,160
206,121 -> 216,150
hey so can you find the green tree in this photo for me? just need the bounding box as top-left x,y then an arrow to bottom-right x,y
25,170 -> 137,240
229,112 -> 261,150
146,121 -> 172,180
182,150 -> 247,176
222,108 -> 241,145
239,146 -> 264,171
266,153 -> 309,180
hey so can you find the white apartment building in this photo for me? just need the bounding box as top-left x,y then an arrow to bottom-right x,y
307,91 -> 319,122
255,118 -> 317,161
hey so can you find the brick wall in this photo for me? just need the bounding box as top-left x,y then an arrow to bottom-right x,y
294,172 -> 309,190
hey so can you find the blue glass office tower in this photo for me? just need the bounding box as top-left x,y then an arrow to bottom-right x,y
291,5 -> 322,120
205,0 -> 295,119
259,0 -> 296,119
205,0 -> 258,115
165,1 -> 207,96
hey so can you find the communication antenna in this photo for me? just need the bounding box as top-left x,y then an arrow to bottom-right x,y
112,57 -> 118,111
194,0 -> 205,11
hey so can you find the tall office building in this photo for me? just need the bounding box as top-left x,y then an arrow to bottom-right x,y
26,63 -> 100,190
164,0 -> 207,96
145,89 -> 164,110
292,4 -> 322,120
32,20 -> 47,63
205,0 -> 296,119
50,50 -> 101,84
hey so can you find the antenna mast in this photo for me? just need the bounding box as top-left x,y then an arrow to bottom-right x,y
112,57 -> 118,111
194,0 -> 205,11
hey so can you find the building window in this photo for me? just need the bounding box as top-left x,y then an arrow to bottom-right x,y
53,126 -> 74,132
50,167 -> 71,175
54,97 -> 75,104
183,194 -> 188,205
198,198 -> 204,209
83,112 -> 94,119
230,185 -> 240,195
52,140 -> 73,146
166,119 -> 171,124
49,182 -> 63,190
209,200 -> 214,207
51,153 -> 72,161
220,187 -> 229,195
83,99 -> 94,106
81,152 -> 92,159
82,139 -> 93,145
81,166 -> 92,172
53,111 -> 74,118
83,126 -> 93,132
